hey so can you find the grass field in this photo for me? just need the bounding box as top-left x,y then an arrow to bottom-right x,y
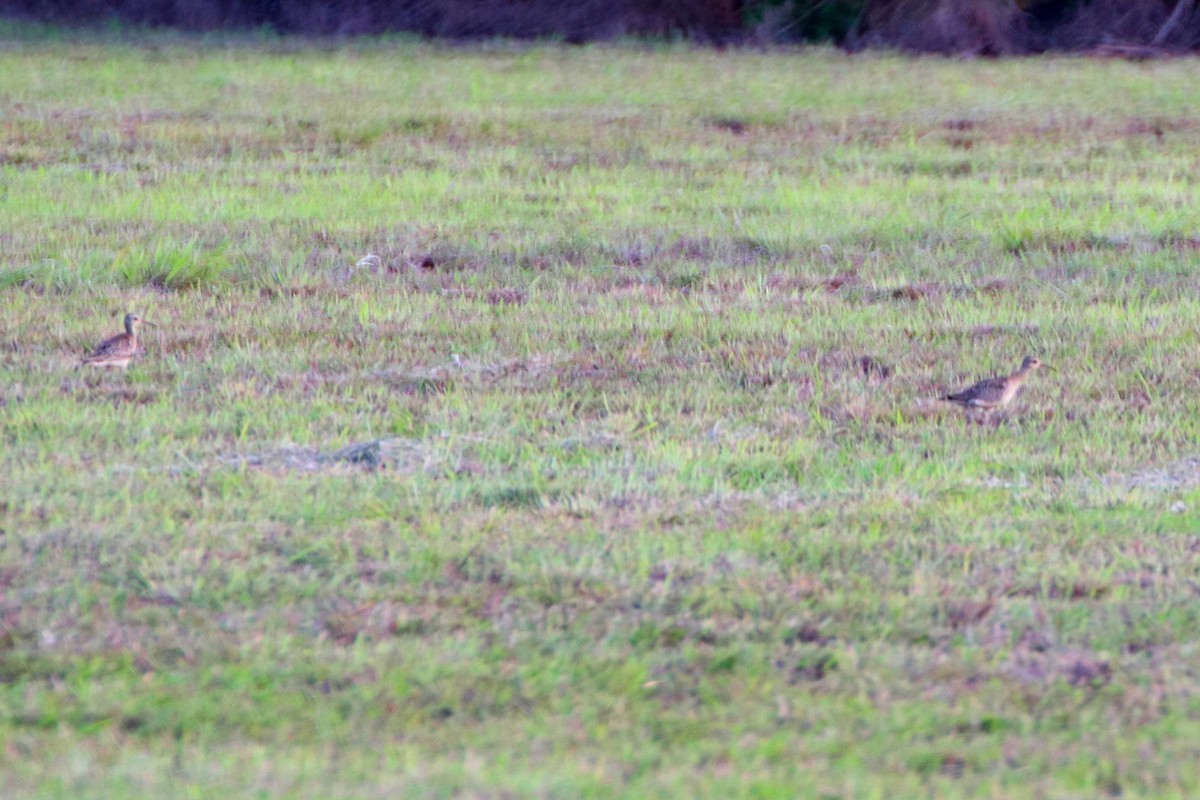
3,26 -> 1200,798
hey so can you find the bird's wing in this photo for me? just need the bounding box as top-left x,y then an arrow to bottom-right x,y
945,375 -> 1003,401
83,333 -> 134,360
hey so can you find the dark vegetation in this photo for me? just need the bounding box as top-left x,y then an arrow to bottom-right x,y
4,0 -> 1200,53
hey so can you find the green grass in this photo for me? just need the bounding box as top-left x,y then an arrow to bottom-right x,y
4,29 -> 1200,798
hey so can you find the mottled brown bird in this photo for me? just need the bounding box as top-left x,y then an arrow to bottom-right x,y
80,312 -> 155,370
943,356 -> 1051,412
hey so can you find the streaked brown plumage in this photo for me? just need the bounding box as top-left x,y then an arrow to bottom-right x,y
80,312 -> 155,370
943,356 -> 1051,412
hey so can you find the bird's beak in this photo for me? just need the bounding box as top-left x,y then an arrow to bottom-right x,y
142,321 -> 157,327
1042,364 -> 1055,372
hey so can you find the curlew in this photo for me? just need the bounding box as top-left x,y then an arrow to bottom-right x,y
942,356 -> 1052,414
80,312 -> 155,371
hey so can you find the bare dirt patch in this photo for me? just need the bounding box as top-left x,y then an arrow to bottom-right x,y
220,437 -> 435,473
1117,457 -> 1200,492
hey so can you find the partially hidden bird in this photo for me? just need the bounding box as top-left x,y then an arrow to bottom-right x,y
80,312 -> 155,370
942,356 -> 1051,413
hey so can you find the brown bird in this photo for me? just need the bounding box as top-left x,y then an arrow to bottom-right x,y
80,312 -> 155,370
943,356 -> 1052,413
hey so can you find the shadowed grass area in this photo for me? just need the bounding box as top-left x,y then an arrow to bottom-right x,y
4,29 -> 1200,799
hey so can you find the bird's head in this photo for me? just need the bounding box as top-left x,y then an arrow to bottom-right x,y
124,313 -> 156,334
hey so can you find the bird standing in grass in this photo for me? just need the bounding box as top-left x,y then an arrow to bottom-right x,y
943,356 -> 1051,415
80,312 -> 155,370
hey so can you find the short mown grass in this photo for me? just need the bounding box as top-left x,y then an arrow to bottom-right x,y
3,28 -> 1200,799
